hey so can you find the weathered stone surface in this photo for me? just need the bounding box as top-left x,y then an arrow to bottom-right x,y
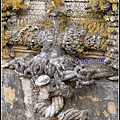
2,0 -> 118,120
64,80 -> 118,120
2,69 -> 27,120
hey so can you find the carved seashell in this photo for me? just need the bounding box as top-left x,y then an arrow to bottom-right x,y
35,75 -> 50,86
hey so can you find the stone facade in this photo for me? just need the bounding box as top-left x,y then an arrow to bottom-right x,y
2,0 -> 119,120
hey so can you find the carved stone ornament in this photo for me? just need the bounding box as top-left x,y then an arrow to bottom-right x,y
2,0 -> 118,120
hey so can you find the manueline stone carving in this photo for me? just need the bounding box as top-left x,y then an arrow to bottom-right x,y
2,0 -> 118,119
11,27 -> 96,119
11,26 -> 118,119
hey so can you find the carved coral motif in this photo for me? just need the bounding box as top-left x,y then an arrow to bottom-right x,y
11,28 -> 97,119
2,0 -> 118,119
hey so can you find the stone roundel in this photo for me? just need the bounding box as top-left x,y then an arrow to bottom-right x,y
35,75 -> 50,86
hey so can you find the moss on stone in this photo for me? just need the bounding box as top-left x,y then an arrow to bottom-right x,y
2,0 -> 28,11
59,14 -> 71,34
54,0 -> 62,7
